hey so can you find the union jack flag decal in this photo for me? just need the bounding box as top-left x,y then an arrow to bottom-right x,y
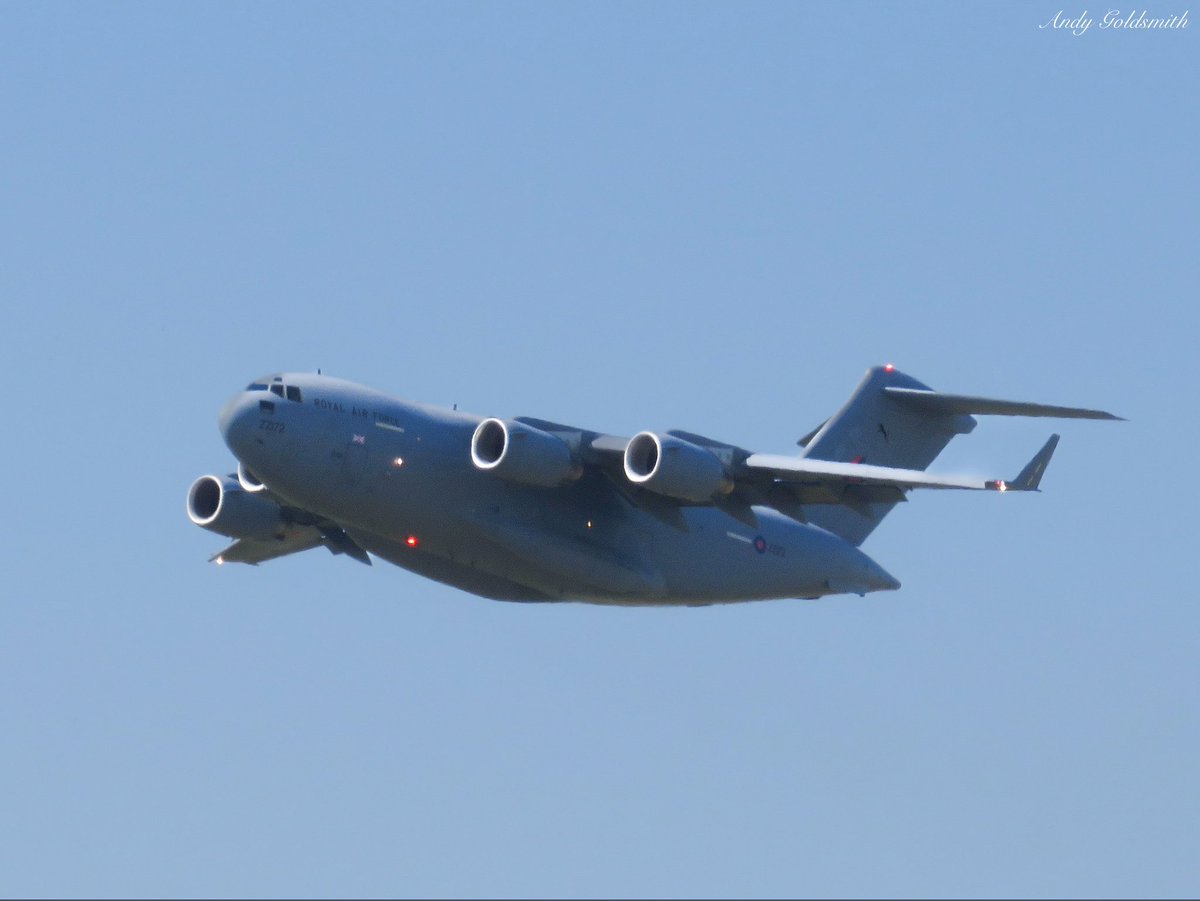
352,434 -> 366,445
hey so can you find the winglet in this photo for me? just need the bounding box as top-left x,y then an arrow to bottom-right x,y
987,434 -> 1060,492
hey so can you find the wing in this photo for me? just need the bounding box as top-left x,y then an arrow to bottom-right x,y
211,519 -> 372,566
575,426 -> 1063,531
211,528 -> 325,565
583,428 -> 1058,488
198,475 -> 374,566
744,434 -> 1060,494
488,373 -> 1116,535
510,409 -> 1071,532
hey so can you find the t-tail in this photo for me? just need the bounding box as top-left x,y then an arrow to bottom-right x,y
799,365 -> 1122,546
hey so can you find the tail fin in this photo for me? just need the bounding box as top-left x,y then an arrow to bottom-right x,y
798,366 -> 1118,546
800,366 -> 975,545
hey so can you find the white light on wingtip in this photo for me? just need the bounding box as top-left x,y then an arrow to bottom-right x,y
216,556 -> 225,565
393,457 -> 405,467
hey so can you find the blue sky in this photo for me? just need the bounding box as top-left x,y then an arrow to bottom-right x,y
1,2 -> 1196,897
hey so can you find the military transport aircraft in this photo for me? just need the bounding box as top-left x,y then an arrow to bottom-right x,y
187,365 -> 1119,605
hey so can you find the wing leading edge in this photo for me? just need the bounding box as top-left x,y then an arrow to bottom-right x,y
537,371 -> 1120,527
211,521 -> 372,566
744,433 -> 1061,494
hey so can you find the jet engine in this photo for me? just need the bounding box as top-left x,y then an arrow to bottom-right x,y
237,462 -> 268,493
470,418 -> 581,488
623,432 -> 733,502
187,474 -> 285,540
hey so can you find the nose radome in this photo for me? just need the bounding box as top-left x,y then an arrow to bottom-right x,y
217,394 -> 238,438
218,392 -> 258,454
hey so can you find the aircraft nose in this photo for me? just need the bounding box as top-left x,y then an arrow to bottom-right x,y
218,392 -> 258,454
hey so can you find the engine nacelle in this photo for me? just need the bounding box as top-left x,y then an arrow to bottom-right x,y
471,418 -> 580,488
237,462 -> 268,493
187,474 -> 284,540
623,432 -> 732,502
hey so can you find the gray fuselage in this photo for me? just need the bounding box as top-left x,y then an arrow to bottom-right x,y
217,373 -> 899,605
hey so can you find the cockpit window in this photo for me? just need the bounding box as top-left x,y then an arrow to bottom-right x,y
249,376 -> 300,401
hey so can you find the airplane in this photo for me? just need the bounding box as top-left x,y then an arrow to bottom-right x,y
187,364 -> 1120,606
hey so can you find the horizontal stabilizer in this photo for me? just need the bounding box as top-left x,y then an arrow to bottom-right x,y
884,387 -> 1124,421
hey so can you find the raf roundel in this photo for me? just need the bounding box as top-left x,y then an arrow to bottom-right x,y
753,536 -> 768,555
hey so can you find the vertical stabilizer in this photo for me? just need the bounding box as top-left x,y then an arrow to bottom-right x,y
800,366 -> 976,545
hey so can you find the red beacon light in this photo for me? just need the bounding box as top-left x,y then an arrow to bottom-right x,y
884,363 -> 896,373
405,535 -> 419,548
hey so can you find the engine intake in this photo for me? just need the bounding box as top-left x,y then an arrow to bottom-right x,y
624,432 -> 732,502
471,418 -> 580,488
187,474 -> 284,540
237,462 -> 268,493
